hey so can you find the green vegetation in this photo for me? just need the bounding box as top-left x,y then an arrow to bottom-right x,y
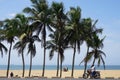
0,0 -> 105,78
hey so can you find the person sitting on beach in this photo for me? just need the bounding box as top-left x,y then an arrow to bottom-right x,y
90,65 -> 96,77
63,66 -> 68,72
10,72 -> 14,78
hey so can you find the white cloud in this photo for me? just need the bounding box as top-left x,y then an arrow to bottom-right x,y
8,13 -> 16,18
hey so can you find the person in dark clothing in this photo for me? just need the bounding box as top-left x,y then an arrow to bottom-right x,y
10,72 -> 14,77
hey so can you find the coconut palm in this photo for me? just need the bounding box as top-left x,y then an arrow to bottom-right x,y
21,33 -> 40,77
81,33 -> 106,70
80,18 -> 99,75
46,31 -> 59,76
80,18 -> 104,76
23,0 -> 52,76
23,21 -> 40,77
13,14 -> 30,77
50,2 -> 68,77
13,40 -> 26,77
2,18 -> 19,77
27,36 -> 36,77
46,30 -> 67,77
65,7 -> 84,77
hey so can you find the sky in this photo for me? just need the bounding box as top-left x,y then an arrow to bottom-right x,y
0,0 -> 120,66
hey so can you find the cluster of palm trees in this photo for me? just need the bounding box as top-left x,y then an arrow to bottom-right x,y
0,0 -> 106,78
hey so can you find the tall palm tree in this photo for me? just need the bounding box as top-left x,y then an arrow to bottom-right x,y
66,7 -> 84,77
50,2 -> 67,77
2,18 -> 18,77
13,41 -> 26,77
13,14 -> 30,77
46,30 -> 66,77
23,0 -> 52,76
80,18 -> 103,76
81,33 -> 106,70
46,32 -> 59,76
20,32 -> 40,77
27,36 -> 36,77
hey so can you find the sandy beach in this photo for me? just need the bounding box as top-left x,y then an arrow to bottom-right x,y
0,70 -> 120,79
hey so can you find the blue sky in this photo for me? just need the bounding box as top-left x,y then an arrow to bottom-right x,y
0,0 -> 120,66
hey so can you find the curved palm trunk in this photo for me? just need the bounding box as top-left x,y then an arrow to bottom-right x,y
29,53 -> 32,77
21,51 -> 25,77
71,45 -> 76,77
83,46 -> 89,75
56,52 -> 59,77
6,42 -> 12,77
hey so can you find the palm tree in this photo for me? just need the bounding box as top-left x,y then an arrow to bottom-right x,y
50,2 -> 67,77
90,34 -> 106,69
65,7 -> 84,77
2,18 -> 18,77
79,18 -> 104,76
27,37 -> 36,77
81,33 -> 106,71
23,0 -> 52,76
19,32 -> 40,77
46,30 -> 66,77
79,18 -> 100,75
13,14 -> 30,77
13,41 -> 26,77
46,32 -> 59,76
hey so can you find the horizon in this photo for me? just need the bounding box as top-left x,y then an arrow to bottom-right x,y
0,0 -> 120,66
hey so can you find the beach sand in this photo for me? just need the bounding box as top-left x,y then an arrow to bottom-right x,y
0,70 -> 120,79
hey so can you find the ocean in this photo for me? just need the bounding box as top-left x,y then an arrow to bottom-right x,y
0,65 -> 120,70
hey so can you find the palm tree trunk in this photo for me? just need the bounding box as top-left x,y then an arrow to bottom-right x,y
42,46 -> 46,77
21,51 -> 25,77
29,53 -> 32,77
60,55 -> 62,78
71,45 -> 76,77
92,49 -> 97,66
92,58 -> 95,66
42,25 -> 46,77
83,46 -> 89,75
56,52 -> 59,77
6,42 -> 12,77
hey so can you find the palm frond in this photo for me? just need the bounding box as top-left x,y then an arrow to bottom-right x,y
0,42 -> 8,53
101,55 -> 106,69
0,48 -> 3,57
49,49 -> 54,60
